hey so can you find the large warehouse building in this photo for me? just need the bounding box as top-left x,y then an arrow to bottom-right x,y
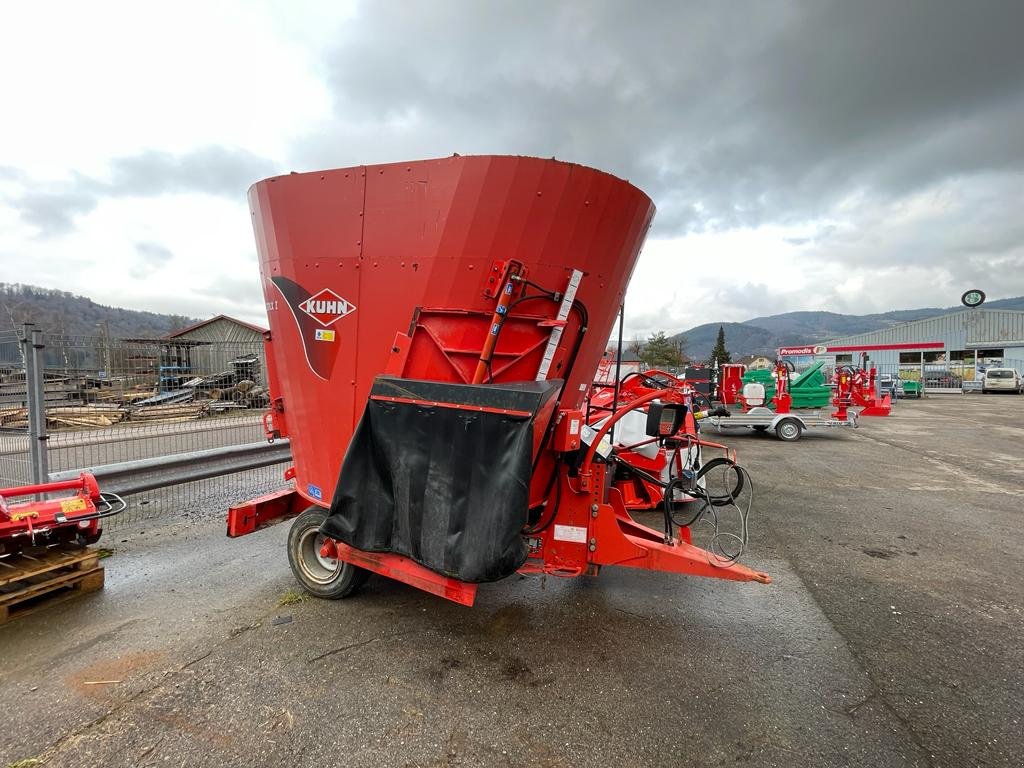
786,308 -> 1024,392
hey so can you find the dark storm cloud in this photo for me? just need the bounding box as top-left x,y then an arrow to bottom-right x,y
297,0 -> 1024,235
107,147 -> 277,198
15,188 -> 98,236
130,241 -> 174,278
7,146 -> 276,237
286,0 -> 1024,317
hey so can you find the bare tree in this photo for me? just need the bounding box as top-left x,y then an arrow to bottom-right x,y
629,335 -> 644,356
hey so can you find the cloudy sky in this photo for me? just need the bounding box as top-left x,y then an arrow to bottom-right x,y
1,0 -> 1022,337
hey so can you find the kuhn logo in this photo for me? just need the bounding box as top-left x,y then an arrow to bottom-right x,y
299,289 -> 356,327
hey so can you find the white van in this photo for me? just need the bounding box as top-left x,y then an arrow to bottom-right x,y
982,368 -> 1022,394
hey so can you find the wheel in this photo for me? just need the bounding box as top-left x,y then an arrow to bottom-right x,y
775,418 -> 803,442
82,529 -> 103,545
753,425 -> 768,432
287,507 -> 370,599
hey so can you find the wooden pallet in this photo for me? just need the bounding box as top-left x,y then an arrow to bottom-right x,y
0,546 -> 104,625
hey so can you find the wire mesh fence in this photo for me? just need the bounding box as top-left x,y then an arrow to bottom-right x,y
0,328 -> 291,531
0,330 -> 30,488
872,358 -> 1024,396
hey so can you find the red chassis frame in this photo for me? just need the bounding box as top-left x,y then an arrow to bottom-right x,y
229,387 -> 770,607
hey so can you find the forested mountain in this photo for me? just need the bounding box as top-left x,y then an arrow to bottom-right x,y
671,296 -> 1024,359
0,284 -> 196,339
6,282 -> 1023,363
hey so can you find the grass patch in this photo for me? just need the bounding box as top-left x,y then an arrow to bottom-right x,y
96,548 -> 114,559
7,758 -> 43,768
277,590 -> 308,607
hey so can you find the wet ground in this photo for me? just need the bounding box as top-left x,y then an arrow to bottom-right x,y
1,394 -> 1021,767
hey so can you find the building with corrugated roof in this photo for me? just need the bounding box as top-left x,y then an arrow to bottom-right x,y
168,315 -> 267,344
165,315 -> 268,384
819,308 -> 1024,391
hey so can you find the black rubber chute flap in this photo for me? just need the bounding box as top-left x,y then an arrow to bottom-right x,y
322,376 -> 560,583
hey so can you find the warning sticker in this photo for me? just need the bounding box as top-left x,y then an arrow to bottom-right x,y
60,498 -> 88,514
553,524 -> 588,544
314,329 -> 335,342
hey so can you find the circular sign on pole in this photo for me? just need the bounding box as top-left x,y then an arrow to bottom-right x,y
961,289 -> 985,308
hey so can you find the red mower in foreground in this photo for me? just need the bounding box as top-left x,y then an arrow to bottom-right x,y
227,155 -> 769,606
0,474 -> 125,557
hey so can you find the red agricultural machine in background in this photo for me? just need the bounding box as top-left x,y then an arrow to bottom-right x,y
735,360 -> 796,413
834,356 -> 892,416
227,155 -> 769,606
0,474 -> 125,557
718,363 -> 746,405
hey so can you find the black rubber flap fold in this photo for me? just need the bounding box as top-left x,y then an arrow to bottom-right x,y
322,376 -> 560,583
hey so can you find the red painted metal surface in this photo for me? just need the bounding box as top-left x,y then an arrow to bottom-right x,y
226,486 -> 307,538
831,370 -> 854,420
251,155 -> 654,508
320,538 -> 477,606
833,362 -> 892,417
825,342 -> 944,353
584,369 -> 739,512
241,154 -> 770,603
773,361 -> 792,414
368,395 -> 532,419
0,473 -> 104,550
719,364 -> 745,405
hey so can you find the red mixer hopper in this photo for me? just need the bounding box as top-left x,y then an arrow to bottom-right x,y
228,154 -> 769,605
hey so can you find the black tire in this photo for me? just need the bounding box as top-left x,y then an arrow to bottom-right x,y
775,418 -> 803,442
287,507 -> 370,599
82,529 -> 103,545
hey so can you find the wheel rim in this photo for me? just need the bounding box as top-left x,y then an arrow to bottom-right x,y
779,422 -> 799,439
296,527 -> 341,585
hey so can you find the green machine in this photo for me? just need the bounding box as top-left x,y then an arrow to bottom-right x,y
741,360 -> 832,409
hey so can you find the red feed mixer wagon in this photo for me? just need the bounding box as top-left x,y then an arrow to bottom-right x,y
227,155 -> 769,605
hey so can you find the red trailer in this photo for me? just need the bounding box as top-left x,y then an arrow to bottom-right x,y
228,155 -> 768,605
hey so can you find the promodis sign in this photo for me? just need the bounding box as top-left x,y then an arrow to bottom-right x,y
778,346 -> 827,356
778,341 -> 945,356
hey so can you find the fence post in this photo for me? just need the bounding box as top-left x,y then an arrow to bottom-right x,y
23,325 -> 49,486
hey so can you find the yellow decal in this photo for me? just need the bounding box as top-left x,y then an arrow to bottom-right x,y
60,497 -> 88,514
314,329 -> 336,342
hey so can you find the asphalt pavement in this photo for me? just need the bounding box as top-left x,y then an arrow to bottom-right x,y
1,394 -> 1021,767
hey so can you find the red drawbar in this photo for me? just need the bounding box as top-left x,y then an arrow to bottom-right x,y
226,486 -> 308,538
320,538 -> 478,607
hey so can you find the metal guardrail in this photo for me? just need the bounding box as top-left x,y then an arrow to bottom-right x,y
49,440 -> 291,496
